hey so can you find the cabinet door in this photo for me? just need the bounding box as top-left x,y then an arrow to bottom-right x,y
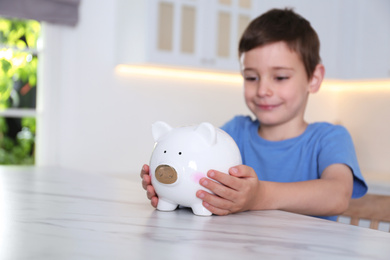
151,0 -> 255,71
150,0 -> 203,68
353,0 -> 390,79
116,0 -> 256,72
204,0 -> 255,71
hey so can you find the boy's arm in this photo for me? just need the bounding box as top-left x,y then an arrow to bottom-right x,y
196,164 -> 353,216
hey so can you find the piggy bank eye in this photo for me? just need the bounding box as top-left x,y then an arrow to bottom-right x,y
178,152 -> 182,155
164,150 -> 167,153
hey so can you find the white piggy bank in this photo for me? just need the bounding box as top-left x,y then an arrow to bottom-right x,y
149,121 -> 242,216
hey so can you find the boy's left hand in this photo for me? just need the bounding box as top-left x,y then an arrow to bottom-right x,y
196,165 -> 260,215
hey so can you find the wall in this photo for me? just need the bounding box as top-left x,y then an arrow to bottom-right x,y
338,89 -> 390,174
36,0 -> 251,175
36,0 -> 390,180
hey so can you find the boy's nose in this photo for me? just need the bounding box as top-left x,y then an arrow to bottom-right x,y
257,81 -> 273,97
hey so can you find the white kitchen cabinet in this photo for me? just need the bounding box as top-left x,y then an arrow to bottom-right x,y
116,0 -> 257,72
322,0 -> 390,79
253,0 -> 390,80
349,0 -> 390,79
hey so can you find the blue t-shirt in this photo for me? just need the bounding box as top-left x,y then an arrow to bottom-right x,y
221,115 -> 368,221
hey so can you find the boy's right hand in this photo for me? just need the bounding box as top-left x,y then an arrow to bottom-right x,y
140,164 -> 159,208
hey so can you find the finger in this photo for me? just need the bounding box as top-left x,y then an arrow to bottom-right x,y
197,191 -> 232,216
140,164 -> 149,178
142,174 -> 152,190
229,165 -> 256,178
228,166 -> 243,177
196,189 -> 233,213
203,201 -> 231,216
146,185 -> 157,200
207,170 -> 241,191
199,176 -> 237,200
151,196 -> 158,208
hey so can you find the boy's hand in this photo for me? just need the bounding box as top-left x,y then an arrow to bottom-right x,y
196,165 -> 261,215
140,164 -> 158,208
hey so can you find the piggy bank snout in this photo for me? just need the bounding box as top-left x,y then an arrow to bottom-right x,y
155,165 -> 178,184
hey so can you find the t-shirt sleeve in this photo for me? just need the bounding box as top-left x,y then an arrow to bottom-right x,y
220,115 -> 252,149
318,125 -> 368,199
221,116 -> 240,135
221,115 -> 251,136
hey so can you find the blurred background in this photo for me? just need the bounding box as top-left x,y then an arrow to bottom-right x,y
0,0 -> 389,193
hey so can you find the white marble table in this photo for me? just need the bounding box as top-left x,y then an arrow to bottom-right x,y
1,166 -> 389,260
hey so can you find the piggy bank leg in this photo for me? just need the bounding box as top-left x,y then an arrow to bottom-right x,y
157,199 -> 178,211
191,203 -> 212,216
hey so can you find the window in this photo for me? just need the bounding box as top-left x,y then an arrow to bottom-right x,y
0,18 -> 40,165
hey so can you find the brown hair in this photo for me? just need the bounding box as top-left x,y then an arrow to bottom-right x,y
238,8 -> 321,79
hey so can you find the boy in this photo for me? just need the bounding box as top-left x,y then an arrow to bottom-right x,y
141,8 -> 367,221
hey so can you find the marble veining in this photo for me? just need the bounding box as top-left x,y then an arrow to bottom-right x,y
0,166 -> 389,260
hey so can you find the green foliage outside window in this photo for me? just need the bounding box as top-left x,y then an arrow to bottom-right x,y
0,18 -> 40,165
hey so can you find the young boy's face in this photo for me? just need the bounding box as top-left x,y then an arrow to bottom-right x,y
240,41 -> 316,131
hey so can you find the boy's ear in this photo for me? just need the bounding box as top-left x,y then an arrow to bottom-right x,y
308,64 -> 325,93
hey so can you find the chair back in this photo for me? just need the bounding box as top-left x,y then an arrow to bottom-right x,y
338,194 -> 390,232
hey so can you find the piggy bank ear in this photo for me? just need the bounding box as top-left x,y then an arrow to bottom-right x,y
195,122 -> 217,146
152,121 -> 173,141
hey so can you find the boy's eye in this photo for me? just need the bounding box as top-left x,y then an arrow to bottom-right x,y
244,76 -> 259,81
275,76 -> 289,81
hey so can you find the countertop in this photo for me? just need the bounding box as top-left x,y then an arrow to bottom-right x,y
0,166 -> 389,260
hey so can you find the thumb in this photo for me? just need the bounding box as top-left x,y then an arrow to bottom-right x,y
229,165 -> 256,178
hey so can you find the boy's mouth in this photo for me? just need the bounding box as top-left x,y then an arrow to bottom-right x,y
257,104 -> 280,111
